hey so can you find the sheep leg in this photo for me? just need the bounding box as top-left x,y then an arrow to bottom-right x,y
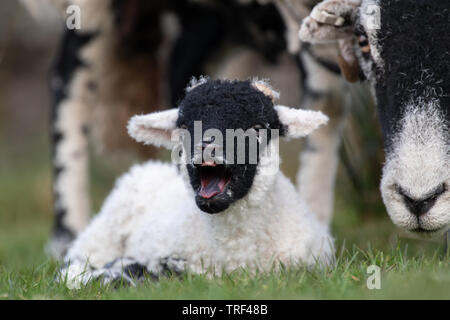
296,48 -> 349,226
47,30 -> 95,259
297,94 -> 347,226
168,8 -> 223,105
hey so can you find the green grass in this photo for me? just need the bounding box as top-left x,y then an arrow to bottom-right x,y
0,138 -> 448,300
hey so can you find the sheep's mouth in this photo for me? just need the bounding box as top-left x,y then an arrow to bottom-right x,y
410,226 -> 447,236
197,163 -> 231,199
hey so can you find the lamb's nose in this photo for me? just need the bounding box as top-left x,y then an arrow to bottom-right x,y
397,184 -> 446,217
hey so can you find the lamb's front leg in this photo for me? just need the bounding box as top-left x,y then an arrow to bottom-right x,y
58,202 -> 188,288
60,255 -> 188,288
59,257 -> 146,288
57,202 -> 131,288
95,256 -> 187,285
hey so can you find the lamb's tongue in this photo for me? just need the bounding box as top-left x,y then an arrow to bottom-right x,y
199,176 -> 223,199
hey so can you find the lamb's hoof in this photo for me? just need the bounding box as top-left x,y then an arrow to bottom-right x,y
92,269 -> 137,288
100,257 -> 154,287
159,257 -> 187,277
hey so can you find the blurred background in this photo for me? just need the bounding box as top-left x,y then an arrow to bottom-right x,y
0,0 -> 443,275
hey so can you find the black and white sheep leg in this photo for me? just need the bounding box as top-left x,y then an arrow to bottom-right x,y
296,48 -> 349,226
47,30 -> 96,259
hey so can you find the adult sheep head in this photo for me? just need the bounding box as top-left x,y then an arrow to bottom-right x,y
300,0 -> 450,237
128,78 -> 328,214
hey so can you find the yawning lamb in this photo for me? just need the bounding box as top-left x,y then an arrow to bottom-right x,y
60,78 -> 334,287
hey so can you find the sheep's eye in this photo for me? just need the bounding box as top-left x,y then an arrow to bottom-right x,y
179,124 -> 188,130
354,23 -> 366,37
358,35 -> 371,54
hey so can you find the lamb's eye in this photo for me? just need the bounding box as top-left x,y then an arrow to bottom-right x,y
358,35 -> 371,54
179,124 -> 188,130
252,124 -> 266,131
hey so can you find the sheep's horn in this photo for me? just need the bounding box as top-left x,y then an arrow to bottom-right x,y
310,7 -> 345,26
308,0 -> 362,26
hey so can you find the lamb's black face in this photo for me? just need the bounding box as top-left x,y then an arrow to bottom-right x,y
355,0 -> 450,234
176,80 -> 285,214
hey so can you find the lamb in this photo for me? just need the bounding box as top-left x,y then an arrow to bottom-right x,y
60,78 -> 334,287
299,0 -> 450,237
21,0 -> 305,258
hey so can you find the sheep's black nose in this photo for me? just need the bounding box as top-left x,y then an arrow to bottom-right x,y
397,184 -> 446,217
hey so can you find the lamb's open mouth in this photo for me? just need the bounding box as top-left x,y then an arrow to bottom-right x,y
197,163 -> 231,199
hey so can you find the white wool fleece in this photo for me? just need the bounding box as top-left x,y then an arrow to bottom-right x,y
62,159 -> 334,286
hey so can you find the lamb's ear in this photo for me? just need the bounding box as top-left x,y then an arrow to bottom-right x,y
275,105 -> 329,138
127,109 -> 179,149
299,0 -> 361,82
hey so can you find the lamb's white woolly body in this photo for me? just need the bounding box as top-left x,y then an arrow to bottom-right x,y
63,146 -> 334,286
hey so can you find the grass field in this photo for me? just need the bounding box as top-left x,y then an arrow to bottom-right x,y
0,137 -> 448,300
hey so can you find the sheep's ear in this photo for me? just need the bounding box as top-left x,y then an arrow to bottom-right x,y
127,109 -> 179,149
275,105 -> 329,139
299,0 -> 361,82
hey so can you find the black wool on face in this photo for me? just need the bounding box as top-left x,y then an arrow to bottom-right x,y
176,79 -> 285,214
177,80 -> 284,137
374,0 -> 450,151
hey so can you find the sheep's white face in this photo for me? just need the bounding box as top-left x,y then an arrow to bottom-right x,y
381,102 -> 450,237
300,0 -> 450,236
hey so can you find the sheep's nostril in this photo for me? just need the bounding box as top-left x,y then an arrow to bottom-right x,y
396,184 -> 446,217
